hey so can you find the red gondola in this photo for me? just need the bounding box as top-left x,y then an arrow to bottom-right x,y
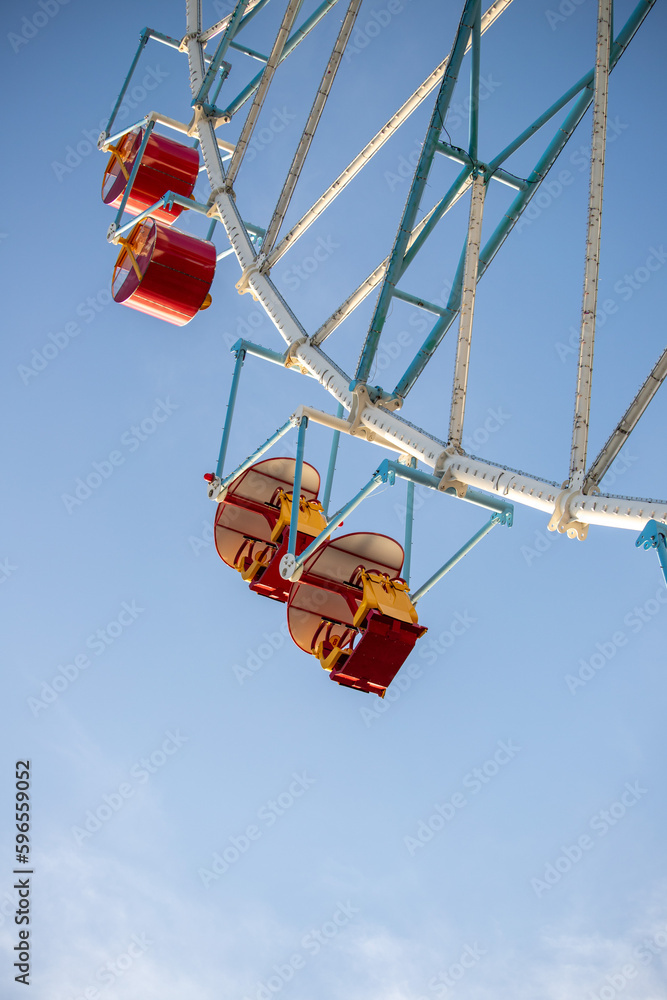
111,218 -> 216,326
214,458 -> 328,603
102,128 -> 199,225
287,532 -> 427,697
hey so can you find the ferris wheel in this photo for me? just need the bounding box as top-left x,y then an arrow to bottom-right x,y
97,0 -> 665,697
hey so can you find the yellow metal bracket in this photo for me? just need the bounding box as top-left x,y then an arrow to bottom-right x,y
270,491 -> 327,543
353,571 -> 419,629
108,145 -> 131,182
117,238 -> 143,280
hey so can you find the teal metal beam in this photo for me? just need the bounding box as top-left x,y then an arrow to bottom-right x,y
322,403 -> 345,515
193,0 -> 252,107
290,469 -> 386,575
411,514 -> 501,604
231,338 -> 286,365
403,458 -> 416,587
223,0 -> 340,118
435,142 -> 528,190
103,28 -> 150,138
219,419 -> 294,490
355,0 -> 481,383
113,119 -> 155,227
468,2 -> 481,161
391,288 -> 451,317
216,347 -> 246,479
287,417 -> 309,557
229,40 -> 269,61
399,164 -> 473,275
394,0 -> 655,400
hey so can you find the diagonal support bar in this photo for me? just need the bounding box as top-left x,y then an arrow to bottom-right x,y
213,419 -> 295,499
216,347 -> 247,479
112,119 -> 155,227
411,514 -> 502,604
355,0 -> 480,383
394,0 -> 654,402
282,467 -> 386,579
311,171 -> 471,346
262,0 -> 514,270
585,346 -> 667,490
193,0 -> 251,106
449,172 -> 486,449
260,0 -> 362,256
225,0 -> 304,188
322,403 -> 345,515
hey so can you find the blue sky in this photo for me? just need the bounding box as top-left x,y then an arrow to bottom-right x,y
2,1 -> 667,998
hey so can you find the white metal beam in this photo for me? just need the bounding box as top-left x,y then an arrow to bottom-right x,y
585,346 -> 667,489
224,0 -> 303,189
199,0 -> 268,44
449,173 -> 485,449
569,0 -> 612,482
261,0 -> 362,256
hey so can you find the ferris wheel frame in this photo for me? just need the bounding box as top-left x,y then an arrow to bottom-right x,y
100,0 -> 665,566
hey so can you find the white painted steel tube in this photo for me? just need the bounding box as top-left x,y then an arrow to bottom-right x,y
569,0 -> 611,480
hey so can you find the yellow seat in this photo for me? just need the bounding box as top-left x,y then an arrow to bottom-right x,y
352,570 -> 419,628
270,490 -> 328,544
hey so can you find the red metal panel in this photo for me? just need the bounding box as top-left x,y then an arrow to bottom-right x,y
112,219 -> 216,326
214,459 -> 323,602
286,532 -> 404,653
329,612 -> 427,697
102,129 -> 199,225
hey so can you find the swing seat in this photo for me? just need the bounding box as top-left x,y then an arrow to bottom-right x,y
111,218 -> 216,326
102,127 -> 199,225
214,457 -> 326,602
287,532 -> 426,697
